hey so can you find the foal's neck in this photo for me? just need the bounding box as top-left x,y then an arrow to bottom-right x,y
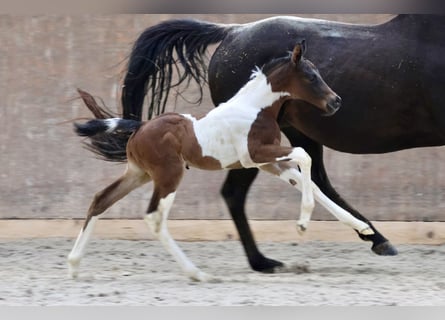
226,69 -> 290,117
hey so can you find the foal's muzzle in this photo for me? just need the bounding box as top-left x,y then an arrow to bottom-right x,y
325,95 -> 342,116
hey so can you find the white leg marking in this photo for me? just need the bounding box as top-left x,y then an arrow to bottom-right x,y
279,168 -> 312,234
312,183 -> 374,235
277,148 -> 314,234
144,192 -> 210,281
273,162 -> 373,235
67,216 -> 98,279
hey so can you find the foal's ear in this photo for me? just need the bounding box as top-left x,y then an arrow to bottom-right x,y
292,40 -> 306,64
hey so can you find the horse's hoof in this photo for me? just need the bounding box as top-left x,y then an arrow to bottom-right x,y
275,262 -> 310,274
252,258 -> 284,273
372,241 -> 398,256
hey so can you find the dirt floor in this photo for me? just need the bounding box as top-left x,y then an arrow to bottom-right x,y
0,238 -> 444,306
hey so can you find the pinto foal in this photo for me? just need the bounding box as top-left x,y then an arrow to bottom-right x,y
68,42 -> 373,281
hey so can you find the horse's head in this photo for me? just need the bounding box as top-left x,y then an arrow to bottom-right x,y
266,40 -> 341,116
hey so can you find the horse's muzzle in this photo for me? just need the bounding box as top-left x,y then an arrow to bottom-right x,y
325,95 -> 341,116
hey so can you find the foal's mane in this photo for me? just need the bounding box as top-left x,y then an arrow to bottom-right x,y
260,53 -> 292,77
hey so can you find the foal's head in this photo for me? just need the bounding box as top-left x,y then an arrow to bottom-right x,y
265,41 -> 341,116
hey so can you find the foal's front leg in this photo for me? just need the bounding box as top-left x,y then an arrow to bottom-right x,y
260,162 -> 374,235
275,147 -> 315,233
249,145 -> 315,233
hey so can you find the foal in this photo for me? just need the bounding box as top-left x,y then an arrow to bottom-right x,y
68,42 -> 372,281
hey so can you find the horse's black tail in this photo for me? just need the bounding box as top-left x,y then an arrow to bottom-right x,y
122,18 -> 236,121
75,89 -> 142,163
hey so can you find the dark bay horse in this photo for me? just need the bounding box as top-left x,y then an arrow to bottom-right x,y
68,43 -> 367,281
120,14 -> 445,272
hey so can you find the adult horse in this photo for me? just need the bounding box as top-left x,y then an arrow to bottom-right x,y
120,14 -> 445,273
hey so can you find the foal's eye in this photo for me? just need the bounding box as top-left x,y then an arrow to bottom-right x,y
308,73 -> 317,83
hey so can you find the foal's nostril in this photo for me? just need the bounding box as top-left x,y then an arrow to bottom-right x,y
324,95 -> 341,116
335,96 -> 342,108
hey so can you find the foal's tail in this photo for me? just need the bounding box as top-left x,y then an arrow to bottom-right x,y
74,118 -> 141,163
122,18 -> 237,121
75,118 -> 141,137
75,89 -> 141,163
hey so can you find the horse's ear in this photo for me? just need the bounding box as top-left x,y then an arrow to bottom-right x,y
292,39 -> 306,64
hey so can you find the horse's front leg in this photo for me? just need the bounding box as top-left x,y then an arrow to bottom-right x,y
221,168 -> 285,272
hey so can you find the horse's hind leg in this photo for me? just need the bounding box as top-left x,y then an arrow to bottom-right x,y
143,164 -> 210,282
67,162 -> 150,278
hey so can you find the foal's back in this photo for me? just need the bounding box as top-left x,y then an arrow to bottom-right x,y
127,113 -> 224,172
127,68 -> 289,172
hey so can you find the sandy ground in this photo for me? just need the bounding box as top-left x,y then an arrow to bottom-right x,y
0,238 -> 444,306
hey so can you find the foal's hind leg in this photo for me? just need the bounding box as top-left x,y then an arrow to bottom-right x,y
143,164 -> 210,282
67,162 -> 150,278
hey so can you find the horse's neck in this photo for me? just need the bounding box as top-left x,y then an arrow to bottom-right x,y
387,14 -> 445,30
379,15 -> 445,45
223,70 -> 289,114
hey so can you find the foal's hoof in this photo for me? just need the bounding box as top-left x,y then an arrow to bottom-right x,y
68,269 -> 78,279
296,221 -> 308,235
68,266 -> 80,279
359,227 -> 375,236
372,241 -> 398,256
187,269 -> 212,282
67,259 -> 80,279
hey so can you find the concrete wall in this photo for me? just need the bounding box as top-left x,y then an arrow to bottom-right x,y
1,14 -> 444,221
